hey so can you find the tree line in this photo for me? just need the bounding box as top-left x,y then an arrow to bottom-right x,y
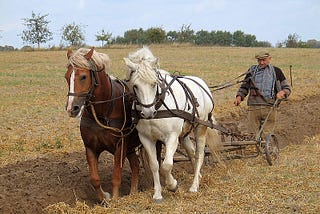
111,24 -> 272,47
3,12 -> 320,49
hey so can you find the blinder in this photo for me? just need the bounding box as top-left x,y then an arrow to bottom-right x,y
67,65 -> 104,103
132,70 -> 167,110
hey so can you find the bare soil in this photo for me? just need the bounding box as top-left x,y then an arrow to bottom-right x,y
1,96 -> 319,214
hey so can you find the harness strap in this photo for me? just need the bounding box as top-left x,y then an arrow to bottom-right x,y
159,75 -> 179,109
155,82 -> 167,110
132,72 -> 217,133
133,109 -> 230,134
103,77 -> 116,120
178,76 -> 214,107
67,69 -> 98,99
174,77 -> 200,118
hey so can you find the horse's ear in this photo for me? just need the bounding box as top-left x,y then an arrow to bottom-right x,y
67,50 -> 73,59
155,58 -> 160,68
150,57 -> 159,69
124,58 -> 138,81
97,64 -> 105,72
85,47 -> 95,60
124,58 -> 137,71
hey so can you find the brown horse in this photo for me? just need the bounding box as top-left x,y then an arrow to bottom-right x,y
65,47 -> 141,203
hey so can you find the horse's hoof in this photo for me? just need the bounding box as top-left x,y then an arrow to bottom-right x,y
104,192 -> 111,200
100,188 -> 111,200
154,198 -> 164,204
98,190 -> 111,206
100,198 -> 110,207
167,184 -> 178,192
189,186 -> 198,193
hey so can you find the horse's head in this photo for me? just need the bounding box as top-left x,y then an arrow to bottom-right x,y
65,47 -> 109,118
124,47 -> 162,119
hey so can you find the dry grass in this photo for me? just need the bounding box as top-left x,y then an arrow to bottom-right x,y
0,46 -> 319,213
44,136 -> 320,213
1,46 -> 319,164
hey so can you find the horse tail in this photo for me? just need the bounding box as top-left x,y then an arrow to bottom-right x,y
205,116 -> 225,167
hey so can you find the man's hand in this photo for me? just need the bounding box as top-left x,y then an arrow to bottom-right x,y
276,90 -> 286,99
234,96 -> 242,106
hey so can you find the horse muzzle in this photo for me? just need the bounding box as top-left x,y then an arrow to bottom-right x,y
67,105 -> 85,118
66,97 -> 86,118
140,107 -> 157,119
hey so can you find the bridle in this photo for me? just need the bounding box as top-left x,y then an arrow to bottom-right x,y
131,69 -> 178,111
67,64 -> 103,105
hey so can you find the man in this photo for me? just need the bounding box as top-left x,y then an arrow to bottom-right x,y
234,50 -> 291,138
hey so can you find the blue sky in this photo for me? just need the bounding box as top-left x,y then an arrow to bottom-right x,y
0,0 -> 319,48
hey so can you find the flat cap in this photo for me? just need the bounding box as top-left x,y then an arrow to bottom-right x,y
255,50 -> 270,59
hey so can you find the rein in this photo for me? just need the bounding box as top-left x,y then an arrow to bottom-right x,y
209,70 -> 250,91
90,102 -> 136,138
89,77 -> 135,137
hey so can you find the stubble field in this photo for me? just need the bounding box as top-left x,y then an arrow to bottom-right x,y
0,46 -> 319,213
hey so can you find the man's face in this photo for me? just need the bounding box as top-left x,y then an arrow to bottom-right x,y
257,56 -> 271,68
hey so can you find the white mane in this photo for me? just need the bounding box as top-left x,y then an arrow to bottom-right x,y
126,47 -> 163,85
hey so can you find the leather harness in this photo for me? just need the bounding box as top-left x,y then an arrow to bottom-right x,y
131,71 -> 230,134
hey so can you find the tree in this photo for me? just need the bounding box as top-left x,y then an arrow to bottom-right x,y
111,36 -> 126,44
145,27 -> 166,44
195,30 -> 211,45
243,34 -> 257,47
275,41 -> 283,48
166,31 -> 178,42
212,30 -> 232,46
306,39 -> 320,48
20,12 -> 53,49
61,22 -> 85,47
256,41 -> 272,47
232,30 -> 258,47
232,30 -> 245,46
177,24 -> 194,43
95,29 -> 112,47
285,33 -> 299,48
297,41 -> 309,48
123,28 -> 146,44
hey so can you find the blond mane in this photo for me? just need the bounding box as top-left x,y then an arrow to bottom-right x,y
67,48 -> 110,72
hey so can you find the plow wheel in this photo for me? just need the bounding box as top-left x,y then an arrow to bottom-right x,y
265,134 -> 279,166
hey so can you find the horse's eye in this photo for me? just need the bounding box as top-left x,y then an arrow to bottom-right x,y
80,75 -> 87,81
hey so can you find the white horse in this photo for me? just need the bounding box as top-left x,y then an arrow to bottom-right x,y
124,47 -> 220,203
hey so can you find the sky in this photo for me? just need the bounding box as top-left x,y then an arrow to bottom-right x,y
0,0 -> 319,48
